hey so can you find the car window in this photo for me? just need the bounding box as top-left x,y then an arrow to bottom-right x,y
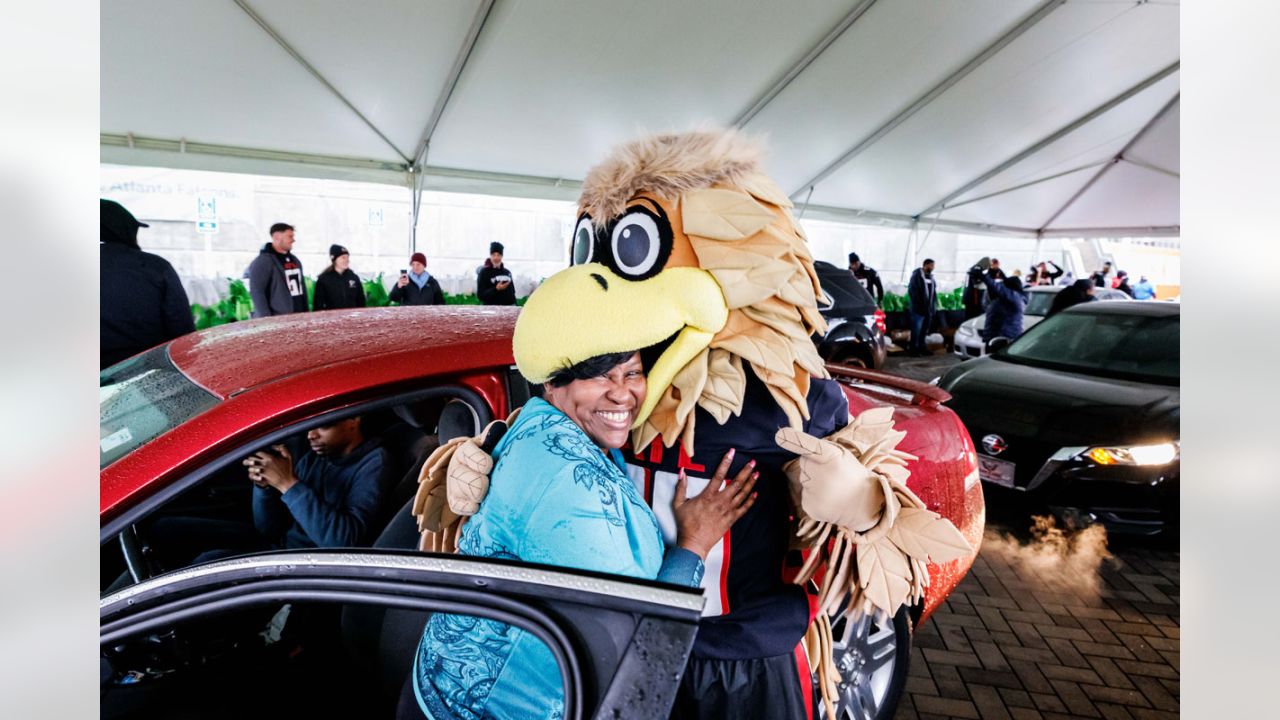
102,390 -> 487,594
1001,311 -> 1179,383
1024,291 -> 1057,316
101,346 -> 220,469
101,598 -> 560,720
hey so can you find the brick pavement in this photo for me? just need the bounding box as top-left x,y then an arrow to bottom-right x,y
896,526 -> 1179,720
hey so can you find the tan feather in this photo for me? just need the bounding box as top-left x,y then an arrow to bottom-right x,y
856,536 -> 914,615
681,187 -> 777,241
887,507 -> 974,564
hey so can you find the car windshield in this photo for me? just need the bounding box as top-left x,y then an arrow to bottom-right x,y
101,346 -> 220,468
1024,291 -> 1058,316
999,311 -> 1179,383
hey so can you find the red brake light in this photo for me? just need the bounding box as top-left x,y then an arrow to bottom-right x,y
873,309 -> 887,334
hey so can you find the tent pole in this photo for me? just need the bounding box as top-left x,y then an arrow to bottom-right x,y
918,64 -> 1179,218
1038,92 -> 1181,231
732,0 -> 878,128
232,0 -> 411,163
789,0 -> 1065,199
411,0 -> 497,170
935,160 -> 1110,212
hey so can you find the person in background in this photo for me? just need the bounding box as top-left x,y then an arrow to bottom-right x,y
100,199 -> 195,368
1059,271 -> 1075,286
1133,275 -> 1157,300
477,241 -> 517,305
907,258 -> 938,356
1026,260 -> 1064,286
1091,261 -> 1113,288
391,252 -> 445,306
847,252 -> 883,302
313,244 -> 367,311
247,222 -> 308,317
986,257 -> 1006,281
977,268 -> 1027,346
1047,279 -> 1096,317
1114,270 -> 1134,297
963,257 -> 987,320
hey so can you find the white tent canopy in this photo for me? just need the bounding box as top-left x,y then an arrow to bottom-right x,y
101,0 -> 1179,239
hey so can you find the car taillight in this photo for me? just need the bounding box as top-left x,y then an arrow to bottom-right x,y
873,308 -> 887,334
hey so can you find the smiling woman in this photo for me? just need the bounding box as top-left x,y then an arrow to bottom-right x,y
403,351 -> 758,720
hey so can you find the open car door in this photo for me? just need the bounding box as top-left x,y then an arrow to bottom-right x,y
101,550 -> 704,719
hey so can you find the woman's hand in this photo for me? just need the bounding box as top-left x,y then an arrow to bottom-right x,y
671,449 -> 758,559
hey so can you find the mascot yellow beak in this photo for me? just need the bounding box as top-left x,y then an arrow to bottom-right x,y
513,263 -> 728,427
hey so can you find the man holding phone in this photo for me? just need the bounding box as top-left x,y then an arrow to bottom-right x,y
477,241 -> 517,305
245,417 -> 387,550
144,417 -> 387,572
390,252 -> 445,305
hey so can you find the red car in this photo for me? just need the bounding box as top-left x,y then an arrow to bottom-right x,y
100,307 -> 983,720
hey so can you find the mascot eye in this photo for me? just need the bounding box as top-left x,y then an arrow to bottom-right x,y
610,210 -> 664,278
571,216 -> 595,266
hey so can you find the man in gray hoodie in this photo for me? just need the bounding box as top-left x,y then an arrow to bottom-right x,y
247,222 -> 308,317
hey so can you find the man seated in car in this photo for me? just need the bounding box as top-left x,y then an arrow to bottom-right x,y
143,417 -> 388,572
243,416 -> 387,551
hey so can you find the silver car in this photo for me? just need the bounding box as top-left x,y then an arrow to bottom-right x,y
954,285 -> 1131,359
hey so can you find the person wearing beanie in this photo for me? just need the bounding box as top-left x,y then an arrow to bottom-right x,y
313,244 -> 367,311
247,222 -> 308,317
847,251 -> 883,302
100,199 -> 196,368
390,251 -> 445,306
477,241 -> 516,305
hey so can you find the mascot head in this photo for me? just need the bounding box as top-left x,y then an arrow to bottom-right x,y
513,129 -> 828,451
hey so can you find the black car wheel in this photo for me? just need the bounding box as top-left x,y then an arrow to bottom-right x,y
819,606 -> 912,720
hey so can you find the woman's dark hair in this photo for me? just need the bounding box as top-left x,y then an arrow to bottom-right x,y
547,351 -> 642,388
1071,278 -> 1093,293
1002,276 -> 1023,292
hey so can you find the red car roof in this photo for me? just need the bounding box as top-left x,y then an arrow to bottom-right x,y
169,306 -> 519,398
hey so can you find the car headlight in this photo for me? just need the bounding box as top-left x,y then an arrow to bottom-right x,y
1081,442 -> 1179,466
957,325 -> 975,337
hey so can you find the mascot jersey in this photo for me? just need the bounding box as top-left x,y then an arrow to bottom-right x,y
626,368 -> 848,659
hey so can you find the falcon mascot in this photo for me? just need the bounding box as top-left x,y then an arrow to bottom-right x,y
415,129 -> 971,718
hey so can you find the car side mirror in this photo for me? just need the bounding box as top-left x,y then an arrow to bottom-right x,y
987,337 -> 1011,353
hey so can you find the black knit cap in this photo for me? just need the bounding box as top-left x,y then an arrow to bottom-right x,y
489,241 -> 504,255
330,244 -> 349,260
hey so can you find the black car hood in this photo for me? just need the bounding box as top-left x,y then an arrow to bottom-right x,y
940,356 -> 1179,446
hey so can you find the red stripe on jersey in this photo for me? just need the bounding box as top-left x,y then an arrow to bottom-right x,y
718,529 -> 732,614
794,642 -> 814,720
642,467 -> 654,505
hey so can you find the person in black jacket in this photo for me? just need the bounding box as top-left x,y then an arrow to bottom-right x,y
100,199 -> 195,369
314,244 -> 367,311
906,258 -> 938,356
847,252 -> 883,302
390,252 -> 445,306
477,242 -> 517,305
1047,279 -> 1096,317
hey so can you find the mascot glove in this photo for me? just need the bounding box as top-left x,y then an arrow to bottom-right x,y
445,412 -> 518,516
776,427 -> 891,534
445,429 -> 496,516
